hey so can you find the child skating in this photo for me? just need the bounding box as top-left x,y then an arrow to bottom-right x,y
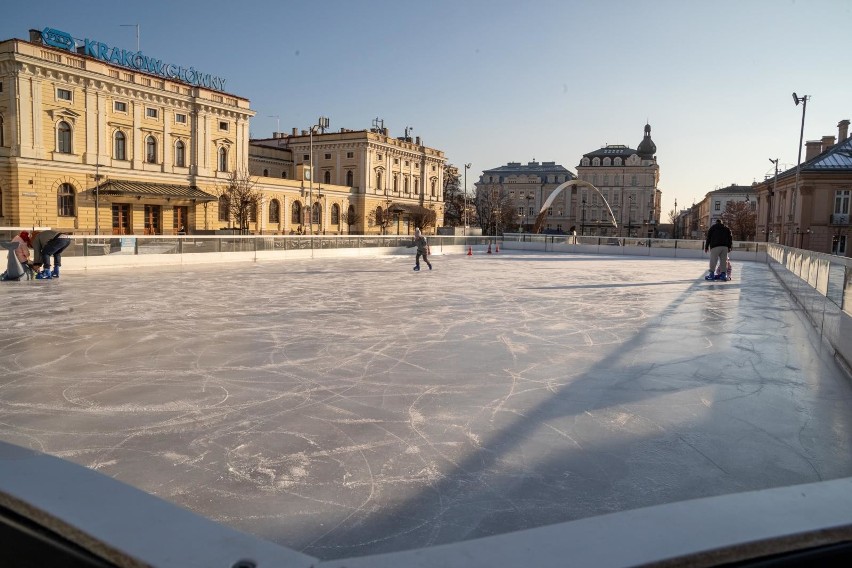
411,228 -> 432,271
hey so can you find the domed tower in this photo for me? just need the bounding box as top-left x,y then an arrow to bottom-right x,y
637,123 -> 656,161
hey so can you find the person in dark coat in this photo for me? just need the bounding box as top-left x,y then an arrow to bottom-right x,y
31,230 -> 72,280
704,219 -> 733,280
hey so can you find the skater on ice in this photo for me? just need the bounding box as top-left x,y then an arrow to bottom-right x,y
704,219 -> 732,281
31,230 -> 71,280
410,228 -> 432,271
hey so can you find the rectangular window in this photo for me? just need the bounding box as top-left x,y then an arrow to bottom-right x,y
303,154 -> 310,161
219,121 -> 228,131
114,101 -> 127,112
347,152 -> 354,159
175,113 -> 187,124
835,190 -> 851,214
715,201 -> 721,211
146,107 -> 159,119
324,153 -> 331,160
1,81 -> 5,92
57,88 -> 72,101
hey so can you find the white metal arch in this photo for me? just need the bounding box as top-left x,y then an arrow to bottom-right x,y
532,180 -> 618,233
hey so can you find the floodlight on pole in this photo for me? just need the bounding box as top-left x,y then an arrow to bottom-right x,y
791,92 -> 808,244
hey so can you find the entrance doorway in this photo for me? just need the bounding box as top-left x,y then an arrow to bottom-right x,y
173,206 -> 188,234
144,205 -> 161,235
111,204 -> 131,235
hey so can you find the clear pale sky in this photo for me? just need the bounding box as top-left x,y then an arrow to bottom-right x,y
4,0 -> 851,217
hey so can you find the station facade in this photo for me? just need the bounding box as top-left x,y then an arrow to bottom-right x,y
0,28 -> 445,236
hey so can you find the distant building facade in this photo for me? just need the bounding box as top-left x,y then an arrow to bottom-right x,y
576,124 -> 662,237
251,127 -> 445,235
474,161 -> 576,233
751,119 -> 851,256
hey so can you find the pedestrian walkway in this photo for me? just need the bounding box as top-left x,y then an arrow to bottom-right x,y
1,252 -> 850,561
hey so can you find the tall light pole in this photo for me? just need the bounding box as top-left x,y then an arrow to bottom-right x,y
673,198 -> 678,240
94,163 -> 104,235
463,163 -> 471,236
768,158 -> 779,242
792,92 -> 808,245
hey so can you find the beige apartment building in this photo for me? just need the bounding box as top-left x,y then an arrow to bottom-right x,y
751,119 -> 851,256
0,28 -> 254,235
576,124 -> 662,237
250,126 -> 445,235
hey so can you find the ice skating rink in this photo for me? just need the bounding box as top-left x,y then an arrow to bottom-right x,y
1,252 -> 851,560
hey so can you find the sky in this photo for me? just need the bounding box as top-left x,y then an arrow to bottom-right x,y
4,0 -> 851,218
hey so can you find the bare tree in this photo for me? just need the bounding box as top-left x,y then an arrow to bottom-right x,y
474,184 -> 513,236
407,205 -> 437,233
367,205 -> 395,235
721,200 -> 757,241
342,206 -> 361,235
442,164 -> 464,227
216,169 -> 263,234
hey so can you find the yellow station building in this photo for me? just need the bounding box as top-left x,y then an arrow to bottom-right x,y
0,27 -> 445,235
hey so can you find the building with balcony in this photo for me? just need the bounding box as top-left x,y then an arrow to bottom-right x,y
576,124 -> 662,237
751,119 -> 851,256
250,126 -> 445,235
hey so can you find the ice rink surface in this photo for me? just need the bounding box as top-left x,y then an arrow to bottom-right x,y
1,252 -> 851,560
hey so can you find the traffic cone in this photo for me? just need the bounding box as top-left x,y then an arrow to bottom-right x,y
495,244 -> 499,253
467,246 -> 472,256
487,244 -> 492,254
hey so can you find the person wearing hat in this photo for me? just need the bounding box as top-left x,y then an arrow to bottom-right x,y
704,219 -> 733,281
410,227 -> 432,271
31,230 -> 71,280
11,231 -> 32,265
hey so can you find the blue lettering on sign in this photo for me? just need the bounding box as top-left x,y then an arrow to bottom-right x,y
41,28 -> 74,51
40,26 -> 228,93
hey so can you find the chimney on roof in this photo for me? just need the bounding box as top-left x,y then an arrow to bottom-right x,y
805,140 -> 822,161
415,136 -> 421,145
821,135 -> 836,152
838,119 -> 850,142
292,127 -> 298,136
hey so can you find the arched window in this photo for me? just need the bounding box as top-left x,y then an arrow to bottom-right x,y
603,157 -> 611,166
414,179 -> 419,195
291,201 -> 302,224
592,157 -> 600,166
346,170 -> 354,186
347,204 -> 355,227
376,206 -> 384,225
218,194 -> 229,221
218,147 -> 228,172
57,183 -> 76,217
614,157 -> 622,166
431,179 -> 436,197
175,140 -> 185,167
249,202 -> 257,222
113,131 -> 126,160
331,203 -> 340,225
145,135 -> 157,163
581,158 -> 590,166
323,170 -> 331,184
263,169 -> 269,177
311,202 -> 321,224
376,170 -> 383,190
404,177 -> 409,194
57,121 -> 72,153
269,199 -> 281,223
393,175 -> 398,192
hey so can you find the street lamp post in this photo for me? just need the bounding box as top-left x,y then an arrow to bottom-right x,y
792,92 -> 809,245
767,158 -> 779,243
673,198 -> 678,240
463,163 -> 471,236
94,163 -> 104,235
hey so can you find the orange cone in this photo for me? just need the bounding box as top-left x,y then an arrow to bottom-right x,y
495,244 -> 499,253
487,244 -> 492,254
467,246 -> 472,256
